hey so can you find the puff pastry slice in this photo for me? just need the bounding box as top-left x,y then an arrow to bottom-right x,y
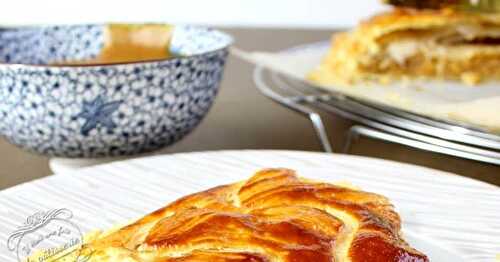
30,169 -> 428,262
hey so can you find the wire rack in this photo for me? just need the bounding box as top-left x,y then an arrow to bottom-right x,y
253,66 -> 500,165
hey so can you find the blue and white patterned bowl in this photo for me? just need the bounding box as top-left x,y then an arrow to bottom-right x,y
0,24 -> 232,157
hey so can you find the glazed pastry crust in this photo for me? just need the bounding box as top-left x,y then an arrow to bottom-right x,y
31,169 -> 428,262
309,8 -> 500,85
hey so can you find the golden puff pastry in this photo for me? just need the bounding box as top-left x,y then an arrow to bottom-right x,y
309,8 -> 500,85
32,169 -> 428,262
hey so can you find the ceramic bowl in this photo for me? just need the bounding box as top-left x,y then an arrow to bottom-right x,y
0,24 -> 232,157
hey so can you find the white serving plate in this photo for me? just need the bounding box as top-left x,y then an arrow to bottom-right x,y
1,150 -> 498,261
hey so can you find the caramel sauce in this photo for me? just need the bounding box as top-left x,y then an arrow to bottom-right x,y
57,24 -> 173,65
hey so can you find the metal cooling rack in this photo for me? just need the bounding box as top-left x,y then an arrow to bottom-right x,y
253,66 -> 500,165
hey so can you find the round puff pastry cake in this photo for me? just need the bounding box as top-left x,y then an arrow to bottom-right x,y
32,169 -> 428,262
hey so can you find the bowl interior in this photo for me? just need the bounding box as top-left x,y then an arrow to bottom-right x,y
0,24 -> 233,66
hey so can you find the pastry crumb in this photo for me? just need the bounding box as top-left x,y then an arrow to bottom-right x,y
461,72 -> 481,86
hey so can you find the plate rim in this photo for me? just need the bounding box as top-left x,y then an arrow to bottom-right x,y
70,150 -> 500,189
2,150 -> 498,195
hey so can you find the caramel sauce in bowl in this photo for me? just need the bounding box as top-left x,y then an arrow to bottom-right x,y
0,24 -> 232,157
55,24 -> 174,65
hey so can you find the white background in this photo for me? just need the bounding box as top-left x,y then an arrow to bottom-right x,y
0,0 -> 387,28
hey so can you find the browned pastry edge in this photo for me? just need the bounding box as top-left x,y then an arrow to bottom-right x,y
308,8 -> 500,85
32,168 -> 429,262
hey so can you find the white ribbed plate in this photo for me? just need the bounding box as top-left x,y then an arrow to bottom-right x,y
1,150 -> 499,261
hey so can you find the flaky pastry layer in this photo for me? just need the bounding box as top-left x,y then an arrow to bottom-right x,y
309,8 -> 500,85
30,169 -> 428,262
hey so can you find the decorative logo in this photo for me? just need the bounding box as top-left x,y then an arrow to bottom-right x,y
7,208 -> 93,262
75,95 -> 122,136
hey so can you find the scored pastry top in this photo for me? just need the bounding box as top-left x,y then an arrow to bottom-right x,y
46,168 -> 428,262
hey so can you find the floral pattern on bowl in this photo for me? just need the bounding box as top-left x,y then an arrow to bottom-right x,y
0,24 -> 232,157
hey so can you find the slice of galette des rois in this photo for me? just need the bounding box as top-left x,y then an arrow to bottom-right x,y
29,169 -> 428,262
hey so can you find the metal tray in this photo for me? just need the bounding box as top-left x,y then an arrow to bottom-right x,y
253,65 -> 500,165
